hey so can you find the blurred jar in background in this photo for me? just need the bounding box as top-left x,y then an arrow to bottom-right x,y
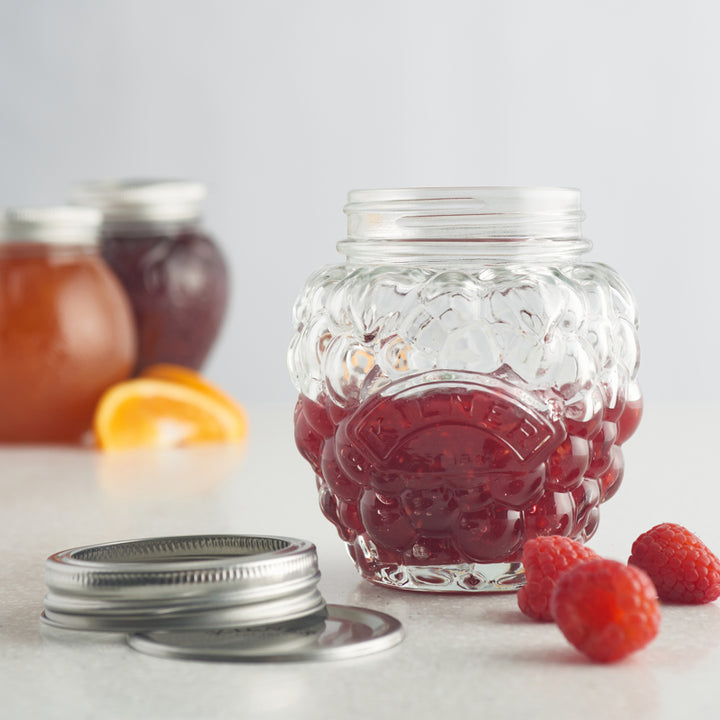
71,179 -> 229,373
0,207 -> 136,443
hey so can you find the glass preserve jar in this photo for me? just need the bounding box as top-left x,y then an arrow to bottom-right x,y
71,179 -> 229,373
0,207 -> 136,443
288,187 -> 642,592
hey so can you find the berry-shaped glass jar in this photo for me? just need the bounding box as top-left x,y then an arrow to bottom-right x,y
288,188 -> 642,592
71,180 -> 229,373
0,207 -> 136,443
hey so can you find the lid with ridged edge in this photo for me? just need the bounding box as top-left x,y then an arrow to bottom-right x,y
42,534 -> 325,632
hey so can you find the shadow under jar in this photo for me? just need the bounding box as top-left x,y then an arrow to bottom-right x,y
72,179 -> 229,373
288,187 -> 642,592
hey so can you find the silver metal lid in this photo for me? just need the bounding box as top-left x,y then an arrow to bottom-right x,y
42,534 -> 325,632
127,604 -> 404,662
71,179 -> 206,224
0,206 -> 101,245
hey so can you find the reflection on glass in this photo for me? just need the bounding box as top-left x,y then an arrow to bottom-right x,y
96,445 -> 245,499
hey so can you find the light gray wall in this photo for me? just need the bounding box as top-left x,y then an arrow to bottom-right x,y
1,0 -> 716,409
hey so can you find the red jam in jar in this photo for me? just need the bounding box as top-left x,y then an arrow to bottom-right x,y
72,180 -> 229,373
289,188 -> 643,592
0,207 -> 136,443
295,382 -> 641,585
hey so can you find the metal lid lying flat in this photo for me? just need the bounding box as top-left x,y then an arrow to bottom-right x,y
127,604 -> 404,662
43,535 -> 324,632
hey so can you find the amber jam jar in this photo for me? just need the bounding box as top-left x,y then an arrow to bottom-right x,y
0,207 -> 136,443
288,187 -> 642,592
71,180 -> 229,373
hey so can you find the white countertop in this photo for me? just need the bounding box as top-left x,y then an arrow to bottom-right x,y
2,402 -> 720,720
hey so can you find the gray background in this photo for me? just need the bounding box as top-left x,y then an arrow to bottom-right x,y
1,0 -> 716,410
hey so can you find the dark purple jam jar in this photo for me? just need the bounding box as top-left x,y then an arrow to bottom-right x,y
72,180 -> 229,373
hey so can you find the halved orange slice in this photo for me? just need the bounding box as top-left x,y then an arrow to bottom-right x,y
140,364 -> 247,426
94,378 -> 248,451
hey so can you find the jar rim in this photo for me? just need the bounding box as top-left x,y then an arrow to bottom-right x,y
342,186 -> 587,254
345,185 -> 581,209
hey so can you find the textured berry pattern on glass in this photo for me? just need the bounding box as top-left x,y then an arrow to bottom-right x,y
289,262 -> 641,591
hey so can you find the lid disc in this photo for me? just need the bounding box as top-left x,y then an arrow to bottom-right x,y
127,604 -> 404,662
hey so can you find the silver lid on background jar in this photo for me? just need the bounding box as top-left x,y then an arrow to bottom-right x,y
42,534 -> 404,661
0,206 -> 102,245
70,179 -> 206,224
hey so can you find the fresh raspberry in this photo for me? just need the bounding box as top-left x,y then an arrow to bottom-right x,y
628,523 -> 720,604
550,559 -> 660,662
517,536 -> 599,621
